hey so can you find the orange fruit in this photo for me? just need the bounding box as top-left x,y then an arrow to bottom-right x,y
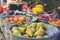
14,17 -> 19,23
9,17 -> 14,21
19,17 -> 25,22
5,18 -> 10,22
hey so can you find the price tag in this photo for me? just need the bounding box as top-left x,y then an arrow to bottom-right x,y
45,27 -> 60,36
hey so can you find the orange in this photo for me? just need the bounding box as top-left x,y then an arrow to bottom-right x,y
5,18 -> 10,22
9,17 -> 14,21
14,17 -> 19,23
19,17 -> 25,22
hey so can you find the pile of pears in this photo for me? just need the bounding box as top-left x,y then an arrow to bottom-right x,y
11,22 -> 49,38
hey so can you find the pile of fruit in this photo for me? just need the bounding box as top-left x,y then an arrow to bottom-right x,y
32,4 -> 44,14
5,16 -> 29,23
11,22 -> 52,38
38,14 -> 52,19
50,19 -> 60,26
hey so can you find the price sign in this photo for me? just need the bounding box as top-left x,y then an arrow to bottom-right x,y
45,27 -> 60,36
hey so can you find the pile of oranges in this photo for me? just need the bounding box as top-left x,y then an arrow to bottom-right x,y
5,16 -> 29,23
50,19 -> 60,26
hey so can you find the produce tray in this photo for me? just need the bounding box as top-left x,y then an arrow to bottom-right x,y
5,22 -> 59,40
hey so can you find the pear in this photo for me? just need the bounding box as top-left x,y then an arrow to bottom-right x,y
26,29 -> 33,37
34,27 -> 44,36
13,30 -> 21,36
30,28 -> 35,32
12,27 -> 18,32
22,24 -> 28,27
30,23 -> 37,28
18,27 -> 26,33
36,22 -> 44,29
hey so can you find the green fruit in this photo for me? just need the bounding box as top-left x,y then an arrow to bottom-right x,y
26,29 -> 33,37
34,27 -> 44,36
18,27 -> 26,33
37,22 -> 44,29
13,30 -> 21,36
30,28 -> 35,32
12,27 -> 18,32
30,23 -> 37,28
21,24 -> 28,27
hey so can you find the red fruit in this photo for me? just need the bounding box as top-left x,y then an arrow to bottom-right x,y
47,14 -> 52,18
45,16 -> 48,18
0,5 -> 3,12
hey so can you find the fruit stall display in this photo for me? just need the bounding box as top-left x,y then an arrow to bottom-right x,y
7,22 -> 59,40
0,1 -> 60,40
11,22 -> 49,38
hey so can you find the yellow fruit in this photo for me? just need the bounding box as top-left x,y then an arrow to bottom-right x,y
12,27 -> 18,32
26,29 -> 33,37
18,27 -> 26,33
32,5 -> 44,14
36,22 -> 44,29
35,4 -> 44,9
13,30 -> 21,36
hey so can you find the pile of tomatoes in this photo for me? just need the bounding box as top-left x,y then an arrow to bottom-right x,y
5,16 -> 29,23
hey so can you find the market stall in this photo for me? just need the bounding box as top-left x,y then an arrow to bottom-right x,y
0,0 -> 60,40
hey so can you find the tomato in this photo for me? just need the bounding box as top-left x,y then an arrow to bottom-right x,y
14,17 -> 19,22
